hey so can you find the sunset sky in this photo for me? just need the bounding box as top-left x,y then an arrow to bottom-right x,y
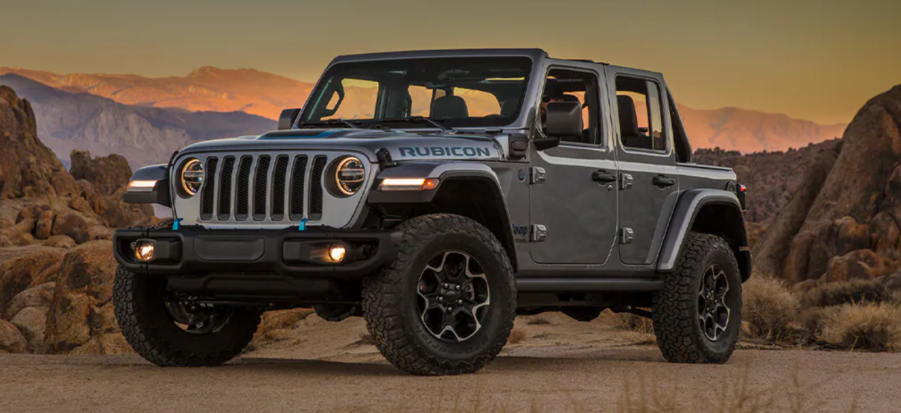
2,0 -> 899,124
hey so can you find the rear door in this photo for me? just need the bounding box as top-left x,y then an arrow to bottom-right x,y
606,67 -> 679,265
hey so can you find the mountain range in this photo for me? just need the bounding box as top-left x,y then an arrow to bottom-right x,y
0,66 -> 847,163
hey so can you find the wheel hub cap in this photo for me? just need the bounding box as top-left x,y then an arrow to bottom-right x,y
416,251 -> 490,342
697,265 -> 731,342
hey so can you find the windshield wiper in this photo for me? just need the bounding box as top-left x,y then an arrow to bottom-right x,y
297,119 -> 361,129
378,117 -> 454,132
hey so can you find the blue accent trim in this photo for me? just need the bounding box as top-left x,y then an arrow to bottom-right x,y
298,218 -> 309,231
260,130 -> 343,140
173,218 -> 183,231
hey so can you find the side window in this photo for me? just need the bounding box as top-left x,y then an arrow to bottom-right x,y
615,77 -> 667,152
322,79 -> 379,120
539,69 -> 602,145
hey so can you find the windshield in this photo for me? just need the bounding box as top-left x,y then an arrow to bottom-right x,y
301,57 -> 532,129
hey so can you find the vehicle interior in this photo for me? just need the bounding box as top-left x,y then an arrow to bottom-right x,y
539,69 -> 600,145
302,57 -> 533,128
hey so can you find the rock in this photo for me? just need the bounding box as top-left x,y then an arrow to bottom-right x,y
51,212 -> 89,244
0,319 -> 27,353
0,249 -> 66,310
10,306 -> 46,348
824,249 -> 887,282
0,86 -> 79,199
42,241 -> 119,354
70,151 -> 132,196
756,85 -> 901,283
44,235 -> 76,249
877,271 -> 901,293
2,282 -> 55,320
753,140 -> 843,278
42,292 -> 92,353
34,210 -> 55,240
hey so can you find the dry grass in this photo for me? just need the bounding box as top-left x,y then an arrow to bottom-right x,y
613,313 -> 655,335
820,302 -> 901,351
526,316 -> 551,325
353,332 -> 376,346
507,328 -> 527,345
800,280 -> 889,308
742,275 -> 800,342
254,308 -> 313,343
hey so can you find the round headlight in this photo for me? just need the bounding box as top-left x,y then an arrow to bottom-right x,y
178,158 -> 204,197
334,156 -> 365,196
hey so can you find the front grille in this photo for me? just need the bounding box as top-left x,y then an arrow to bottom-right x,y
196,152 -> 347,225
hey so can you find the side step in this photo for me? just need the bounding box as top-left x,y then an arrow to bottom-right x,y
515,278 -> 664,292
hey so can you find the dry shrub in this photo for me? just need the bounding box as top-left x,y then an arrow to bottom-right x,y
742,275 -> 799,342
800,279 -> 888,308
508,328 -> 527,344
614,313 -> 654,335
820,302 -> 901,351
255,308 -> 313,342
526,316 -> 551,325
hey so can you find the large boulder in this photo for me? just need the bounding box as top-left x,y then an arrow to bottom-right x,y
10,306 -> 47,349
50,212 -> 90,244
0,318 -> 27,353
755,85 -> 901,283
0,249 -> 66,310
42,241 -> 122,354
2,282 -> 55,320
823,249 -> 888,282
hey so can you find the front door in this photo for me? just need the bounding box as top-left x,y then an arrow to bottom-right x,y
529,65 -> 618,265
607,67 -> 679,265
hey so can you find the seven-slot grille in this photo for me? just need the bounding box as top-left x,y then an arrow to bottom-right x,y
198,153 -> 331,223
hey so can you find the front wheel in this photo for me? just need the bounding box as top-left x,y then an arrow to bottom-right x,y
362,214 -> 516,375
652,233 -> 742,363
113,266 -> 261,367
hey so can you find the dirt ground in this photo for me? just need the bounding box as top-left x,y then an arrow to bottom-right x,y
1,313 -> 898,413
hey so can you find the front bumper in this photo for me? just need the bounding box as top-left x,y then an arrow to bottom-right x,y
113,225 -> 401,279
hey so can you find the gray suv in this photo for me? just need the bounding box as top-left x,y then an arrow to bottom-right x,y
114,49 -> 751,375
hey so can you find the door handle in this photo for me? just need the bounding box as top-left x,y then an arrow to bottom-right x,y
652,174 -> 676,188
591,169 -> 618,184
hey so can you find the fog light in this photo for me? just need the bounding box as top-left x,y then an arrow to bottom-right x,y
135,241 -> 155,262
328,244 -> 346,263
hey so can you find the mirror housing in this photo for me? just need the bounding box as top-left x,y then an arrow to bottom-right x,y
278,108 -> 302,130
545,101 -> 583,138
533,137 -> 560,151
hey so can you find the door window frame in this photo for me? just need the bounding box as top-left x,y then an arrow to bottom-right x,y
535,65 -> 607,150
612,74 -> 672,158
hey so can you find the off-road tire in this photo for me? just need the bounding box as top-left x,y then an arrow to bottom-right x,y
362,214 -> 516,375
652,233 -> 742,363
113,265 -> 261,367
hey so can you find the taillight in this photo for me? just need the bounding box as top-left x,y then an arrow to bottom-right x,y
737,184 -> 747,210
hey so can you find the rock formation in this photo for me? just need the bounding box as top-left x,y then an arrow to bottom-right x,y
753,85 -> 901,284
0,85 -> 155,354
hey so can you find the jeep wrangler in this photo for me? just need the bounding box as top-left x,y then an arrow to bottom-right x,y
113,49 -> 750,375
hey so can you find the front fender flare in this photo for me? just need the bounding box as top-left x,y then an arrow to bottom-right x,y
657,189 -> 750,281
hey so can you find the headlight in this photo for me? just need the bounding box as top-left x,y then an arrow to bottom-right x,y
333,156 -> 365,196
178,158 -> 204,197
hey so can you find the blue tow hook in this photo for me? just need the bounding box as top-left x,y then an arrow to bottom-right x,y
172,218 -> 183,231
298,218 -> 309,231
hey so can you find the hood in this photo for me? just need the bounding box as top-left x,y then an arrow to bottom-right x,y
178,129 -> 504,163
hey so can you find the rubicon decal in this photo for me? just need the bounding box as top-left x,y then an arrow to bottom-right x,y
398,146 -> 492,158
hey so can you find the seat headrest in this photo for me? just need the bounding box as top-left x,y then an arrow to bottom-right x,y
500,99 -> 519,117
617,95 -> 640,137
561,94 -> 581,103
431,95 -> 469,119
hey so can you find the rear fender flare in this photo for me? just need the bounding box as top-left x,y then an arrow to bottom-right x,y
657,189 -> 750,281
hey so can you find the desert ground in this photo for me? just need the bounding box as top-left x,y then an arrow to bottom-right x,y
1,313 -> 897,413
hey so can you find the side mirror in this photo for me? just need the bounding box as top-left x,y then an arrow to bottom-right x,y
278,108 -> 302,130
545,101 -> 583,138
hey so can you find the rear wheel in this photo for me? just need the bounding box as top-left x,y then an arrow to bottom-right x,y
362,214 -> 516,375
113,266 -> 261,367
652,233 -> 742,363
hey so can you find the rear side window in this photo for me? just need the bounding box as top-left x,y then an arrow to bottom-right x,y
615,76 -> 667,152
